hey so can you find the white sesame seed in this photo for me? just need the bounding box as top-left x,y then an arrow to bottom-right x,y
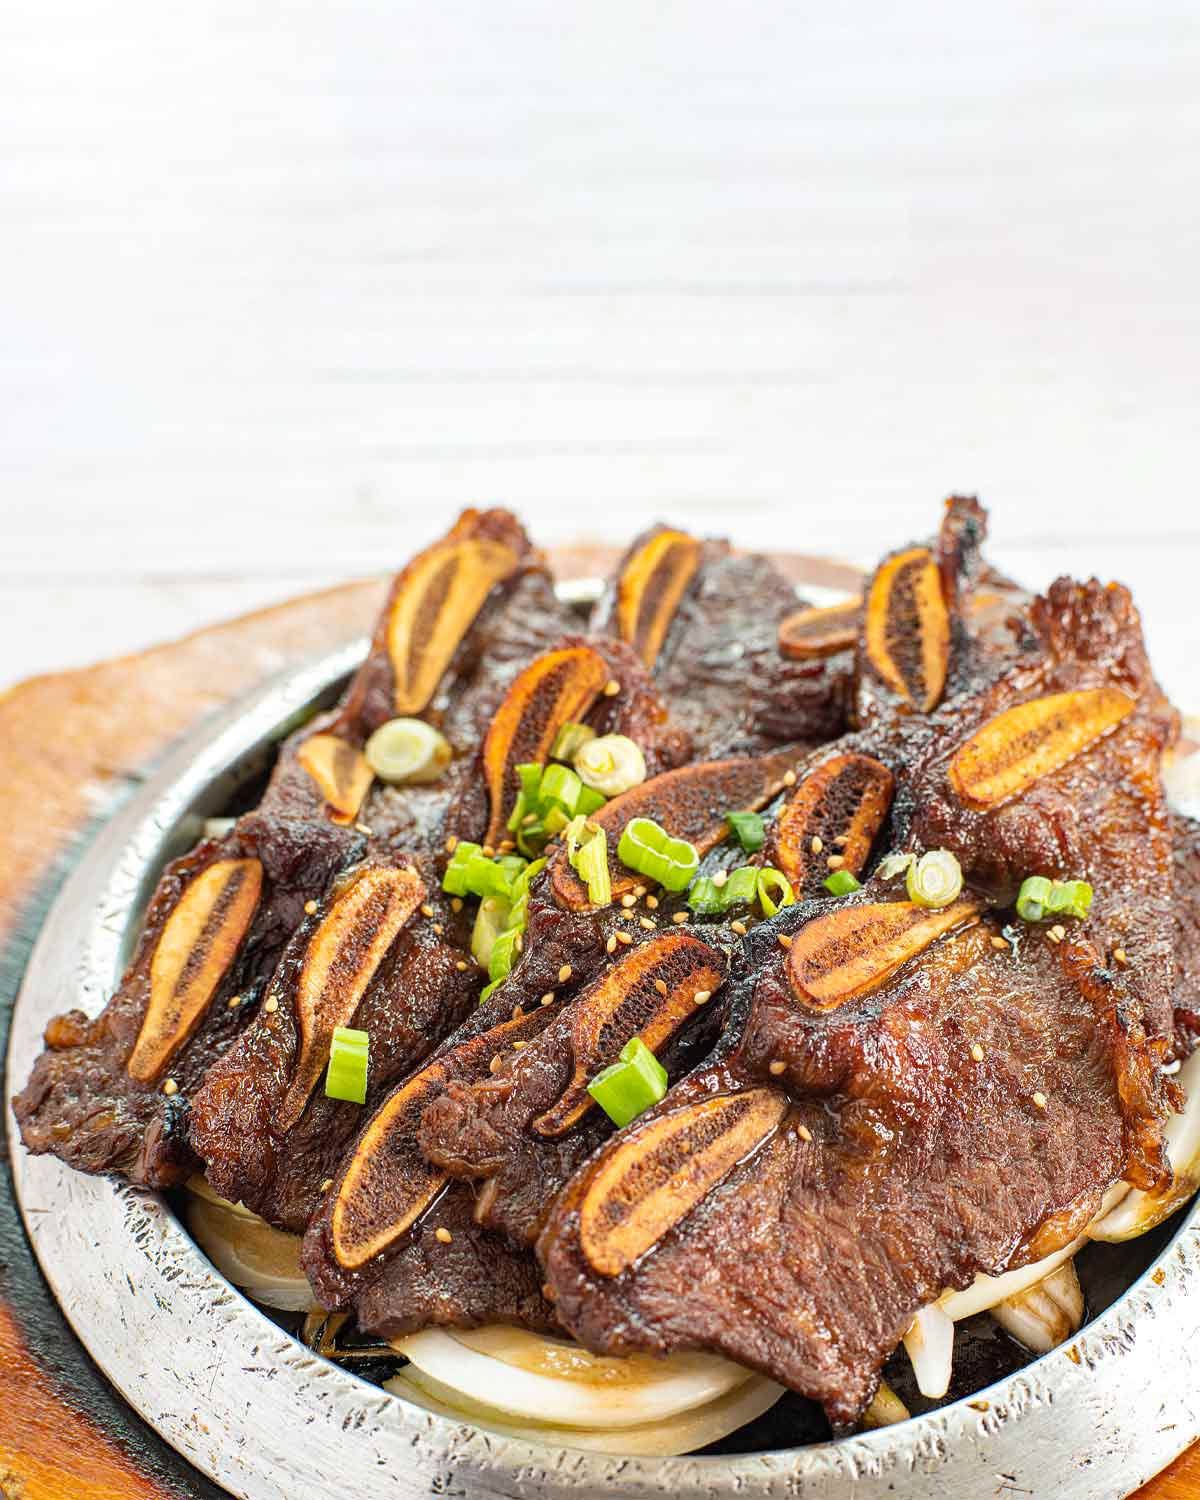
420,903 -> 435,918
445,837 -> 458,854
777,934 -> 793,949
1032,1091 -> 1047,1110
810,836 -> 823,854
489,1054 -> 502,1073
606,935 -> 618,953
1050,923 -> 1067,942
768,1059 -> 786,1076
621,893 -> 637,908
355,823 -> 373,836
541,992 -> 556,1006
797,1124 -> 814,1142
990,935 -> 1009,951
783,770 -> 797,786
633,885 -> 647,898
970,1043 -> 985,1062
712,870 -> 728,889
1114,947 -> 1129,966
455,960 -> 468,971
646,894 -> 659,910
433,922 -> 444,935
320,1178 -> 333,1191
730,919 -> 747,936
264,996 -> 279,1013
640,917 -> 657,930
451,897 -> 463,913
434,1227 -> 453,1244
162,1078 -> 178,1096
672,911 -> 688,925
227,994 -> 242,1009
304,900 -> 318,915
654,978 -> 668,996
604,679 -> 621,697
559,964 -> 573,983
616,931 -> 634,945
826,854 -> 845,870
693,989 -> 712,1005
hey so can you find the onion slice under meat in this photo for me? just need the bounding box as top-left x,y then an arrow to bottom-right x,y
185,1178 -> 315,1312
392,1326 -> 755,1431
385,1366 -> 784,1457
901,1303 -> 954,1399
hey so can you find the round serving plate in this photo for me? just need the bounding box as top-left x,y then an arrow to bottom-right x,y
7,581 -> 1200,1500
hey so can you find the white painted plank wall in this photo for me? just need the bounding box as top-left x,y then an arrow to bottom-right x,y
2,0 -> 1197,698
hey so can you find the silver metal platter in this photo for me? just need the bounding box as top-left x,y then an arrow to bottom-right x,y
7,587 -> 1200,1500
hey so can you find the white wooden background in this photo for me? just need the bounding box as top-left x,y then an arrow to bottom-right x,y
2,0 -> 1198,702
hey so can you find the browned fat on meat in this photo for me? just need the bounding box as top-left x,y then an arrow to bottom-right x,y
419,930 -> 726,1248
12,823 -> 351,1187
539,901 -> 1172,1428
189,858 -> 480,1231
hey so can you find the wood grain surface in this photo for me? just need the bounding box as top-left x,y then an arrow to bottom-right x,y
0,560 -> 1194,1498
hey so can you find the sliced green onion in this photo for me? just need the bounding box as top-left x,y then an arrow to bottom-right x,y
1016,875 -> 1055,923
551,721 -> 596,762
364,718 -> 452,785
686,865 -> 759,916
575,735 -> 647,798
756,867 -> 795,917
565,816 -> 611,906
441,841 -> 483,896
516,819 -> 546,858
877,851 -> 916,881
325,1026 -> 369,1104
489,925 -> 522,985
471,897 -> 512,969
461,852 -> 519,903
586,1037 -> 668,1128
577,785 -> 607,816
617,818 -> 699,893
506,764 -> 545,834
1047,879 -> 1093,920
686,877 -> 724,916
725,810 -> 765,854
1016,875 -> 1093,923
906,850 -> 964,910
540,763 -> 583,817
824,869 -> 862,896
510,857 -> 547,905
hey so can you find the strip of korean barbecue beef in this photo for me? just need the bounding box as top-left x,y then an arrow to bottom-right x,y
11,509 -> 571,1186
538,575 -> 1179,1424
189,627 -> 690,1231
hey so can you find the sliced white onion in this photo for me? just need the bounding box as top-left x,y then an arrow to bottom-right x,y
393,1326 -> 753,1431
936,1233 -> 1086,1323
860,1379 -> 910,1429
991,1260 -> 1083,1355
1090,1048 -> 1200,1242
901,1303 -> 953,1399
385,1367 -> 783,1457
185,1181 -> 315,1311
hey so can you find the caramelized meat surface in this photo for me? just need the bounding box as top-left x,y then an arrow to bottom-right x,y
13,823 -> 356,1186
539,897 -> 1171,1427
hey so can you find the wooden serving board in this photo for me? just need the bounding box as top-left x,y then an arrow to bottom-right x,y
0,554 -> 1194,1500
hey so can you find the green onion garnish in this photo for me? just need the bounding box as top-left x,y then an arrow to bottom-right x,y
823,869 -> 862,896
489,924 -> 522,985
686,865 -> 759,916
1048,879 -> 1093,919
364,717 -> 451,785
540,762 -> 584,817
905,850 -> 964,909
441,841 -> 483,896
1016,875 -> 1093,923
617,817 -> 699,892
471,897 -> 512,969
1015,875 -> 1054,922
756,866 -> 795,916
442,843 -> 529,903
325,1026 -> 369,1104
577,785 -> 607,816
586,1037 -> 668,1127
575,735 -> 647,798
551,721 -> 596,762
725,810 -> 765,853
565,816 -> 612,906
